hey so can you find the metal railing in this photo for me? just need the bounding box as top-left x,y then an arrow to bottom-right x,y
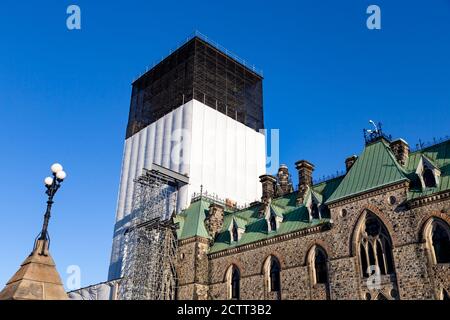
313,170 -> 346,185
132,30 -> 263,82
411,135 -> 450,152
191,188 -> 249,211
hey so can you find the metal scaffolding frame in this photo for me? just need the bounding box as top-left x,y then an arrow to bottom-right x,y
118,164 -> 188,300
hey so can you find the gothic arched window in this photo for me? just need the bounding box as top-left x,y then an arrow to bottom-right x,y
313,247 -> 328,284
231,266 -> 240,300
226,265 -> 241,300
269,256 -> 281,292
425,219 -> 450,264
358,214 -> 395,278
423,168 -> 437,188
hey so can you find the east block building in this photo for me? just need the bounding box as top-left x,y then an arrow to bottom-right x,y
175,135 -> 450,300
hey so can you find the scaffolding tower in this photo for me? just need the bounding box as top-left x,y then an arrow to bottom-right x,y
118,164 -> 188,300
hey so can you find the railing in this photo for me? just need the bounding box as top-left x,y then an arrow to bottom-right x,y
132,30 -> 263,82
192,31 -> 263,76
313,170 -> 346,185
191,189 -> 249,211
411,135 -> 450,152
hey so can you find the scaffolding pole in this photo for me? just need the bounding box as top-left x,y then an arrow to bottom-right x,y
118,164 -> 188,300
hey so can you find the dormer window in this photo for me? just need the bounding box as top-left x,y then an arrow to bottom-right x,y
311,203 -> 320,219
416,156 -> 440,189
232,222 -> 239,242
305,190 -> 323,221
269,215 -> 277,232
423,168 -> 436,188
263,202 -> 282,232
229,219 -> 244,243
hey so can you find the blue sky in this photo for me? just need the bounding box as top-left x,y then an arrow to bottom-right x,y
0,0 -> 449,289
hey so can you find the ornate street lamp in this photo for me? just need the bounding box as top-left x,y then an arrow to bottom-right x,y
0,163 -> 69,300
37,163 -> 67,255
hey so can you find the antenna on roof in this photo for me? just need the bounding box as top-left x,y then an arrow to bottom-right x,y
363,121 -> 391,145
366,120 -> 379,134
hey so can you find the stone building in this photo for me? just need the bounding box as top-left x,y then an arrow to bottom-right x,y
88,34 -> 449,301
174,132 -> 450,300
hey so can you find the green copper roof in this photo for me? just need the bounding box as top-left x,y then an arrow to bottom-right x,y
326,139 -> 409,204
175,173 -> 340,253
175,137 -> 450,254
312,176 -> 344,202
210,202 -> 330,253
209,178 -> 339,253
406,139 -> 450,199
175,198 -> 212,240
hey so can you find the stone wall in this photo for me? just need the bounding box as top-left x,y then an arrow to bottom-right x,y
177,238 -> 209,300
176,184 -> 450,300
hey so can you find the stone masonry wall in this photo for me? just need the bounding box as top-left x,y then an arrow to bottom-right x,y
177,238 -> 209,300
177,184 -> 450,300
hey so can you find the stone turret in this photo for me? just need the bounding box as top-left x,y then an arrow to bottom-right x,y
277,164 -> 294,196
0,240 -> 68,300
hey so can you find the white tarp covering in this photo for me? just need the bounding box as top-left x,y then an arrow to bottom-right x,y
108,99 -> 266,280
68,279 -> 120,300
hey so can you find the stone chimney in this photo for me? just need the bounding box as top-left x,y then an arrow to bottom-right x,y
277,164 -> 293,196
390,139 -> 409,166
259,174 -> 277,218
205,203 -> 224,240
259,174 -> 277,203
225,198 -> 237,209
295,160 -> 314,205
345,155 -> 358,172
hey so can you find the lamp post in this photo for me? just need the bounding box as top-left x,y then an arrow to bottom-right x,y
37,163 -> 67,255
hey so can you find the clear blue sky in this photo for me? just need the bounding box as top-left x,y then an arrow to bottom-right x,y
1,0 -> 449,289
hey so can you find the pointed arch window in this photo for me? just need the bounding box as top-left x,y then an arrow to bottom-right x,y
313,247 -> 328,284
417,156 -> 440,189
311,203 -> 320,219
358,214 -> 395,278
226,265 -> 241,300
264,256 -> 281,295
269,215 -> 277,232
425,219 -> 450,264
423,168 -> 437,188
232,223 -> 239,242
270,257 -> 281,292
231,266 -> 240,300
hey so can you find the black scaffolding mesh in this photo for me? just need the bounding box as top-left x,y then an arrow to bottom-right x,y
126,37 -> 263,138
